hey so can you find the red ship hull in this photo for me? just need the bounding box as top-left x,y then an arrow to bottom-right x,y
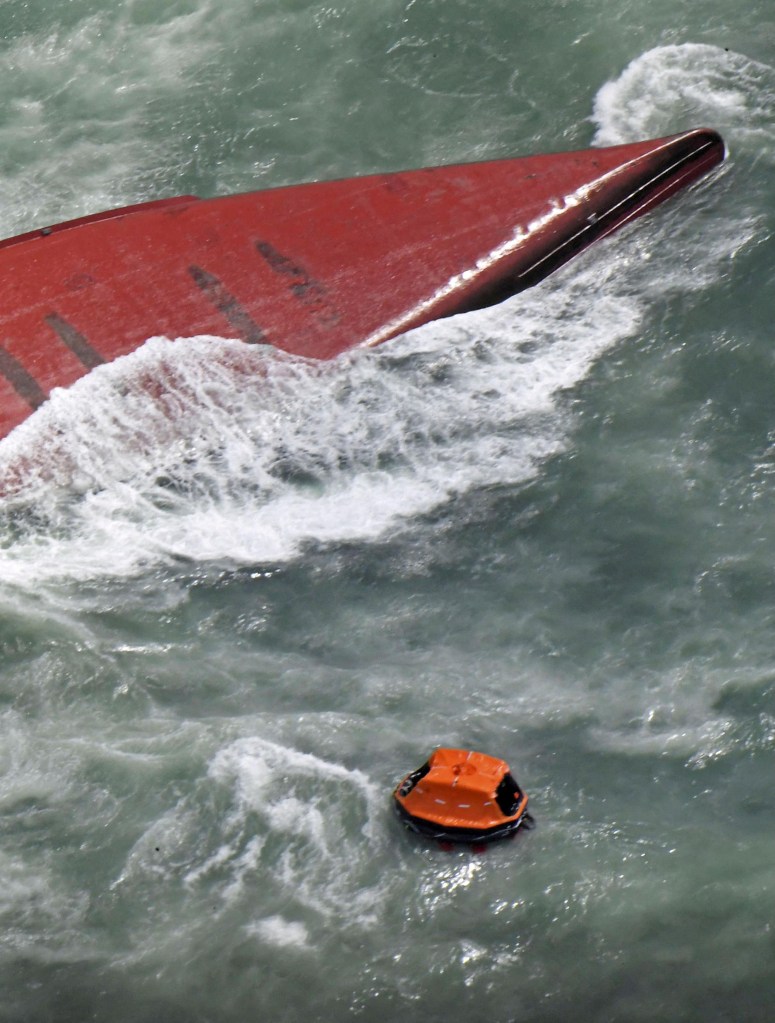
0,128 -> 723,441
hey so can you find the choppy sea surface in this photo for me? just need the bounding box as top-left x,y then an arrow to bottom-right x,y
0,2 -> 773,1020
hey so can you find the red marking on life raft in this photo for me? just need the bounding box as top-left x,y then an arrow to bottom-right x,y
0,129 -> 723,440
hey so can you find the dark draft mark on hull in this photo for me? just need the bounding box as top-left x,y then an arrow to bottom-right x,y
0,345 -> 47,410
187,265 -> 266,345
44,313 -> 105,370
255,241 -> 340,325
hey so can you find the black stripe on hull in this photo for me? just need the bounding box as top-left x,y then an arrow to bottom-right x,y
44,313 -> 105,370
0,345 -> 47,410
188,265 -> 266,345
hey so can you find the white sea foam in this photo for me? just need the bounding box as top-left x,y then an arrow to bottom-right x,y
593,43 -> 775,155
202,737 -> 385,926
0,257 -> 644,590
0,714 -> 98,962
0,849 -> 90,960
0,8 -> 216,236
591,43 -> 766,292
109,735 -> 387,940
245,915 -> 310,950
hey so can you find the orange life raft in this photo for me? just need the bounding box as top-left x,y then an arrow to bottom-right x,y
393,748 -> 533,844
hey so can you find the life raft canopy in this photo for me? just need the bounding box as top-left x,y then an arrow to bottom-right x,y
393,747 -> 533,845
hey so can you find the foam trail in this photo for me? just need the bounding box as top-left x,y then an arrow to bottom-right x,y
108,735 -> 388,960
593,43 -> 775,155
0,257 -> 644,589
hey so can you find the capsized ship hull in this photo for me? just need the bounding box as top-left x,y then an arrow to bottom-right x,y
0,128 -> 724,440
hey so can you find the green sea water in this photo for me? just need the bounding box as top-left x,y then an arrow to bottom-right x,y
0,1 -> 773,1020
